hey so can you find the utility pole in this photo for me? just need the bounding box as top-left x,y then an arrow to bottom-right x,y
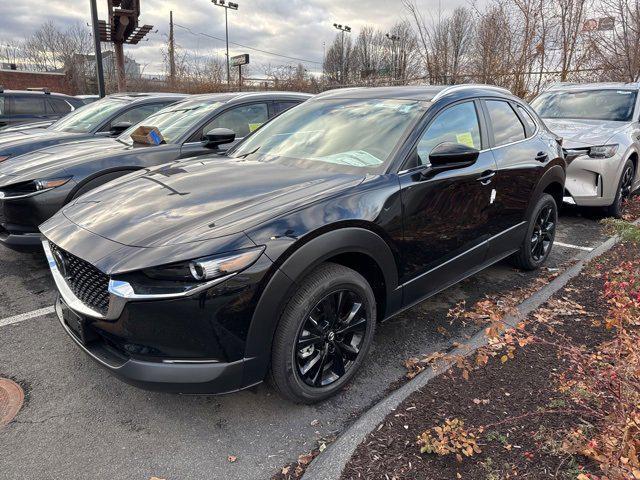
386,33 -> 400,82
90,0 -> 105,97
99,0 -> 153,92
333,23 -> 351,84
212,0 -> 239,88
168,10 -> 176,87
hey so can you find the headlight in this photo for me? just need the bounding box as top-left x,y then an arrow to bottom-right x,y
143,246 -> 265,282
588,144 -> 618,159
34,177 -> 72,190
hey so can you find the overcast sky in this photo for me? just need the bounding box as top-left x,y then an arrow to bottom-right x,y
0,0 -> 473,76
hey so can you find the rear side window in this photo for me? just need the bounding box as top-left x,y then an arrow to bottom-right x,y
203,103 -> 269,138
486,100 -> 526,146
516,105 -> 537,137
416,101 -> 481,165
48,97 -> 73,114
9,96 -> 47,115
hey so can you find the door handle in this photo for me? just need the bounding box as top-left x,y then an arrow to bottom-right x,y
535,152 -> 548,162
477,170 -> 496,185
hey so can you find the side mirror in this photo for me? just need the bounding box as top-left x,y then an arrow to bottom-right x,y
204,128 -> 235,149
429,142 -> 479,168
110,121 -> 132,135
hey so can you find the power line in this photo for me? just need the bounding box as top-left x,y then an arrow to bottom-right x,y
173,22 -> 322,65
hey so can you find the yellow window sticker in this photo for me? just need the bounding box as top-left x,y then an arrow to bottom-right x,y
456,132 -> 475,148
249,123 -> 264,132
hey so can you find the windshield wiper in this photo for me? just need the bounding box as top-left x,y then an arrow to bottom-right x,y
236,146 -> 260,159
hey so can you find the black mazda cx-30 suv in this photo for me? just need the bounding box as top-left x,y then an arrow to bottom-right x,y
40,85 -> 565,403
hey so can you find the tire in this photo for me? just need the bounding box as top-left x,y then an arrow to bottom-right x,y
509,193 -> 558,271
604,159 -> 635,219
268,263 -> 377,404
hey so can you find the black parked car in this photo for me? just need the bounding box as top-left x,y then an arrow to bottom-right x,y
40,86 -> 565,403
0,92 -> 186,163
0,91 -> 309,248
0,88 -> 84,129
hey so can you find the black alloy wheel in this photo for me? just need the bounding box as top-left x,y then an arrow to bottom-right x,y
510,193 -> 558,271
295,290 -> 368,388
530,204 -> 555,262
269,263 -> 376,404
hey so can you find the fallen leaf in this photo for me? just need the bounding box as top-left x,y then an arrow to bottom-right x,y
228,455 -> 237,463
298,453 -> 314,465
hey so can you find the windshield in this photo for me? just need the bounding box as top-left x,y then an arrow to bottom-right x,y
118,99 -> 223,144
531,89 -> 638,121
50,98 -> 128,133
229,98 -> 427,173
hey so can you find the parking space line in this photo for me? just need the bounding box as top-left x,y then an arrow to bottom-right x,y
0,306 -> 55,328
554,241 -> 594,252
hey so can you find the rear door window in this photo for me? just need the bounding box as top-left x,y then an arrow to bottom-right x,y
202,103 -> 269,138
516,105 -> 537,137
486,100 -> 526,146
273,101 -> 300,115
9,95 -> 47,115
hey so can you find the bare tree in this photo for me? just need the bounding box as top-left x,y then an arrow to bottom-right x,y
590,0 -> 640,82
323,33 -> 354,84
405,2 -> 475,84
554,0 -> 589,81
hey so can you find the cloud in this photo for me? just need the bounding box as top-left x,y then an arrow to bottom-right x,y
0,0 -> 474,75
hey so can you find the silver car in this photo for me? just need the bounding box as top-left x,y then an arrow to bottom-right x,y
532,83 -> 640,217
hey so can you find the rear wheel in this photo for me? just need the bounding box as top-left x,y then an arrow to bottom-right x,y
510,193 -> 557,271
269,263 -> 376,404
605,159 -> 635,218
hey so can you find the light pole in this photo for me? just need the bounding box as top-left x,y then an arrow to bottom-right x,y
212,0 -> 239,87
386,33 -> 400,82
333,23 -> 351,84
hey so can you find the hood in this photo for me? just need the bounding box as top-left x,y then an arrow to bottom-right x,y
0,137 -> 147,186
61,156 -> 365,248
0,121 -> 53,133
542,118 -> 627,148
0,129 -> 86,157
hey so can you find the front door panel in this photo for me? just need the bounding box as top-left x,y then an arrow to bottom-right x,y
399,151 -> 497,305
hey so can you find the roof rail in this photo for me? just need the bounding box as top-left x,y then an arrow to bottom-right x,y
432,84 -> 512,103
26,87 -> 50,94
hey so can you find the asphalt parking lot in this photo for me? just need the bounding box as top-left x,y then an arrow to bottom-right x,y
0,207 -> 610,480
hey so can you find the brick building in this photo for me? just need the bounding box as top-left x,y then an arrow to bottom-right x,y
0,69 -> 73,95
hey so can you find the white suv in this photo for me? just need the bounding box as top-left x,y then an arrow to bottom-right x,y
532,83 -> 640,217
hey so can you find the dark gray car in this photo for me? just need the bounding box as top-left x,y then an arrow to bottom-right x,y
0,93 -> 187,163
0,91 -> 310,249
0,88 -> 84,129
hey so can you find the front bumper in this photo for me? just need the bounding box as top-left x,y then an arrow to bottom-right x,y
54,296 -> 252,394
0,185 -> 71,248
564,153 -> 624,207
43,237 -> 274,394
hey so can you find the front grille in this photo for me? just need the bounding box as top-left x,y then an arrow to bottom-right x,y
50,242 -> 110,315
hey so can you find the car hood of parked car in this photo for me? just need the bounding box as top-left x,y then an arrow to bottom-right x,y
0,128 -> 91,158
58,156 -> 365,249
0,137 -> 162,186
543,118 -> 628,148
0,121 -> 54,133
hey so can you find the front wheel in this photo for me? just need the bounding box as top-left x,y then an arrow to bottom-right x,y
269,263 -> 376,404
604,159 -> 635,218
509,193 -> 558,271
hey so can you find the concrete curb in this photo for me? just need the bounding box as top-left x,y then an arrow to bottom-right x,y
302,233 -> 623,480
